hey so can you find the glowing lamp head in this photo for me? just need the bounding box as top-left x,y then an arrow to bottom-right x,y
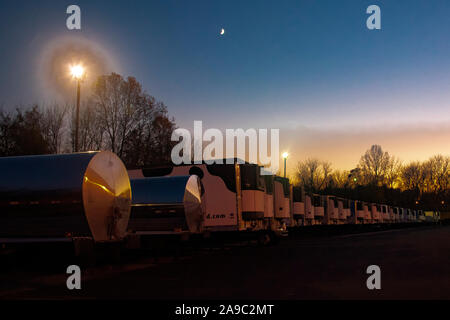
282,152 -> 289,159
70,65 -> 85,80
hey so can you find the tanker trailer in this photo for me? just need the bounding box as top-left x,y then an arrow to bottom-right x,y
0,152 -> 132,250
128,175 -> 203,241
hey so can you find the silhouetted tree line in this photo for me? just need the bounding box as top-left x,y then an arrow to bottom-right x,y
0,73 -> 176,168
295,145 -> 449,211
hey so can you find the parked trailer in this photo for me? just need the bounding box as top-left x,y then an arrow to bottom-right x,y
439,211 -> 449,223
405,208 -> 410,222
381,205 -> 390,223
323,195 -> 338,225
273,176 -> 291,232
406,209 -> 413,222
304,193 -> 315,225
313,194 -> 325,224
411,210 -> 418,222
336,197 -> 347,224
0,151 -> 440,263
424,211 -> 434,222
355,201 -> 366,224
362,202 -> 372,224
394,207 -> 400,222
348,200 -> 357,224
292,186 -> 305,226
377,204 -> 383,223
391,207 -> 399,223
386,205 -> 393,222
418,210 -> 426,222
387,205 -> 393,222
423,210 -> 440,223
241,164 -> 266,224
128,161 -> 278,238
397,207 -> 404,223
399,208 -> 407,222
340,198 -> 351,223
370,204 -> 381,223
389,206 -> 395,222
263,175 -> 274,221
128,176 -> 203,240
398,208 -> 402,221
434,211 -> 440,223
333,198 -> 340,223
0,152 -> 132,254
406,208 -> 412,222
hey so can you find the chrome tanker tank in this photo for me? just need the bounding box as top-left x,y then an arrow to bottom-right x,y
128,175 -> 203,234
0,152 -> 132,243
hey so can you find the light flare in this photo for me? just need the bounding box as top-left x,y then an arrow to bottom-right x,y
70,64 -> 85,79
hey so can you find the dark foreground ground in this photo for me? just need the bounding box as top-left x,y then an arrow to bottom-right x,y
0,225 -> 449,300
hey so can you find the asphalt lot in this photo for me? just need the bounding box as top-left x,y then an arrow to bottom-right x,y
1,225 -> 449,300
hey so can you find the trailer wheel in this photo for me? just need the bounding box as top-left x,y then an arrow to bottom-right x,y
73,238 -> 96,267
125,233 -> 141,250
269,231 -> 281,245
104,242 -> 122,264
257,232 -> 271,246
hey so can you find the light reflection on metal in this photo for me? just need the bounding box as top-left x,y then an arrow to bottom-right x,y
84,176 -> 115,196
82,151 -> 132,241
129,175 -> 203,234
0,151 -> 131,242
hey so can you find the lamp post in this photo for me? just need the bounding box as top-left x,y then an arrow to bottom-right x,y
70,65 -> 85,152
282,152 -> 288,178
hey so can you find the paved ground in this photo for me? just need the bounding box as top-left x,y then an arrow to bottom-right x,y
1,225 -> 449,300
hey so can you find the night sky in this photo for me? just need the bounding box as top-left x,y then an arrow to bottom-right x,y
1,0 -> 450,171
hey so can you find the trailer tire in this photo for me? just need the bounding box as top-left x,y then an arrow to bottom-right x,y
257,232 -> 272,246
269,232 -> 281,245
73,238 -> 96,267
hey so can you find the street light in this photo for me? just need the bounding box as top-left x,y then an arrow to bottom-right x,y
282,152 -> 288,178
70,64 -> 85,152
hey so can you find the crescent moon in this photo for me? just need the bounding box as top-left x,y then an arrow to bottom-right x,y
220,28 -> 225,35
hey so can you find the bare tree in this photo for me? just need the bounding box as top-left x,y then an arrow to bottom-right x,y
422,155 -> 450,194
401,161 -> 424,191
296,158 -> 333,192
1,73 -> 177,165
358,144 -> 391,186
385,156 -> 402,188
0,105 -> 49,156
86,73 -> 176,167
40,104 -> 68,154
72,102 -> 105,152
322,161 -> 333,189
91,73 -> 143,157
0,108 -> 16,156
330,169 -> 350,189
